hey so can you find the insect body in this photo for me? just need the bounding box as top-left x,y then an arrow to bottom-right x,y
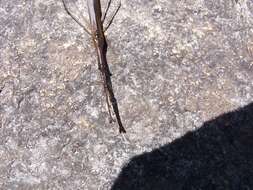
62,0 -> 126,133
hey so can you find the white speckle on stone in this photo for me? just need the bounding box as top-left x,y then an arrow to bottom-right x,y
10,171 -> 41,185
86,105 -> 99,118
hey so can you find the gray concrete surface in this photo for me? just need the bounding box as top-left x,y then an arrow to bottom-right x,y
0,0 -> 253,189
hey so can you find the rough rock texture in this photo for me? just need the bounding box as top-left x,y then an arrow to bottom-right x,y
0,0 -> 252,189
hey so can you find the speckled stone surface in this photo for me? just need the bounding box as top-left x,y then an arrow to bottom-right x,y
0,0 -> 253,189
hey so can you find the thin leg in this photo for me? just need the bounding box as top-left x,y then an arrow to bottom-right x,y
98,71 -> 114,123
93,38 -> 115,124
62,0 -> 92,35
102,0 -> 112,23
72,1 -> 92,28
104,1 -> 121,32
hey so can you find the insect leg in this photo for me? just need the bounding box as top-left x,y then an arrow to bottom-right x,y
102,0 -> 112,23
104,1 -> 121,32
72,1 -> 92,28
93,37 -> 115,124
62,0 -> 92,35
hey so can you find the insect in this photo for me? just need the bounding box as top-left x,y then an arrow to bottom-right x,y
62,0 -> 126,133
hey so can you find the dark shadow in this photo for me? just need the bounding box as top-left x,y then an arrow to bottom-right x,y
111,103 -> 253,190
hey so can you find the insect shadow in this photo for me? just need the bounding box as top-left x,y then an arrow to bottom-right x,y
111,102 -> 253,190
